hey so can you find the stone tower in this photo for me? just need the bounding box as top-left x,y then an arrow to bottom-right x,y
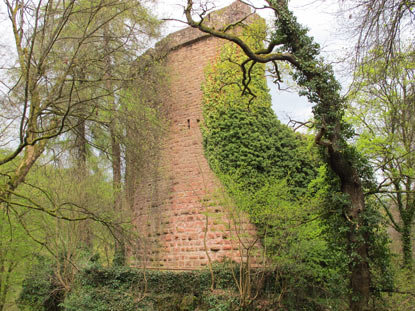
131,1 -> 260,270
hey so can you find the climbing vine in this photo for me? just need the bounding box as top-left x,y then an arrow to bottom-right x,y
201,20 -> 316,196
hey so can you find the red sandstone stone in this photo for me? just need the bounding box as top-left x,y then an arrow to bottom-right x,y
131,1 -> 262,270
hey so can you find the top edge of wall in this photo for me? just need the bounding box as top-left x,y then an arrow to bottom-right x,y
159,1 -> 253,51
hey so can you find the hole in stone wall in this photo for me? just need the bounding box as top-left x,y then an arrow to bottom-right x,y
196,119 -> 200,123
187,119 -> 190,129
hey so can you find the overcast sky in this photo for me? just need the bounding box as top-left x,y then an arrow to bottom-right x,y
154,0 -> 351,125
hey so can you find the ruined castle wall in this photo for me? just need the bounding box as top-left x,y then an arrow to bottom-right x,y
131,1 -> 260,270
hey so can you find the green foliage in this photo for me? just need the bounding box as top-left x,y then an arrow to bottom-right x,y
201,20 -> 347,310
348,46 -> 415,268
9,249 -> 358,311
202,292 -> 239,311
314,166 -> 394,300
5,154 -> 121,311
220,175 -> 347,310
17,256 -> 64,311
202,35 -> 316,196
381,264 -> 415,311
0,210 -> 36,311
63,263 -> 341,311
62,264 -> 249,311
63,270 -> 140,311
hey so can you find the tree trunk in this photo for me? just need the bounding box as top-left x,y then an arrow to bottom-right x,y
0,263 -> 12,311
104,23 -> 125,265
125,124 -> 135,208
401,218 -> 413,269
75,120 -> 87,173
74,82 -> 87,179
73,67 -> 92,248
110,125 -> 125,265
329,149 -> 371,311
344,187 -> 371,311
75,117 -> 93,247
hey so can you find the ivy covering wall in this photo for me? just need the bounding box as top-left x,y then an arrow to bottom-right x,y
201,21 -> 321,242
201,21 -> 317,198
199,22 -> 348,307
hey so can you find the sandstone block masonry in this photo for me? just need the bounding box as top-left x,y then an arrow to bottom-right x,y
131,1 -> 261,269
